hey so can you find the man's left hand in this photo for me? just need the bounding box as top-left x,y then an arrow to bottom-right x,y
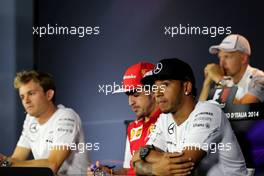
0,153 -> 7,166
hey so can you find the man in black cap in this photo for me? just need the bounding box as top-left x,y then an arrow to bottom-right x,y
132,58 -> 247,176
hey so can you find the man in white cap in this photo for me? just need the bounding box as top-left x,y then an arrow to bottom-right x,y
199,34 -> 264,104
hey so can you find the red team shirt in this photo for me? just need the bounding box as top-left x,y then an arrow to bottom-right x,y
124,109 -> 161,175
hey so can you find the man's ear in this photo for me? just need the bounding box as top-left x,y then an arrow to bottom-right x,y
183,81 -> 192,95
46,89 -> 55,101
241,54 -> 249,65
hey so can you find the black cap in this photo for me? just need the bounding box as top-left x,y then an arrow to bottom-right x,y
141,58 -> 196,96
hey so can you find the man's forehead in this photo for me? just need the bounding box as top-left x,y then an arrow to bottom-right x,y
125,90 -> 137,96
19,81 -> 43,93
218,50 -> 241,56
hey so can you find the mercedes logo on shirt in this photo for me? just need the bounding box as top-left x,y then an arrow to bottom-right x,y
168,122 -> 175,134
153,62 -> 163,74
29,123 -> 38,133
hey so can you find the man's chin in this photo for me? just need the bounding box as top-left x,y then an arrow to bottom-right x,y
160,107 -> 171,114
136,113 -> 143,119
27,112 -> 39,118
224,70 -> 232,76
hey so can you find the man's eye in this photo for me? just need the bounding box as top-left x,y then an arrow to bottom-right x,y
224,55 -> 230,59
162,82 -> 169,87
134,93 -> 140,97
29,92 -> 35,95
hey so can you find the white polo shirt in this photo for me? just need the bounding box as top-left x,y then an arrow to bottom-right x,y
147,101 -> 247,176
17,104 -> 90,176
222,65 -> 264,102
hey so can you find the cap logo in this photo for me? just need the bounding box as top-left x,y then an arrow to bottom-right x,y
29,123 -> 38,133
123,74 -> 136,80
143,70 -> 153,78
141,69 -> 148,76
153,62 -> 162,74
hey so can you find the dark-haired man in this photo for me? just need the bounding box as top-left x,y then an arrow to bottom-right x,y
90,62 -> 161,176
132,58 -> 247,176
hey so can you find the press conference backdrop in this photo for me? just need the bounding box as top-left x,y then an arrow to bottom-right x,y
0,0 -> 263,172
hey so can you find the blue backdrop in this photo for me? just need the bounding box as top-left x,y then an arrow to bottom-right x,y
1,0 -> 263,171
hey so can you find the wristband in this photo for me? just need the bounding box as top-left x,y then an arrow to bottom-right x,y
216,79 -> 226,87
139,145 -> 155,162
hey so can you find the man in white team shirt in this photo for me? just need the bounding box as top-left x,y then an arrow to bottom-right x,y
0,70 -> 90,176
132,58 -> 247,176
199,34 -> 264,103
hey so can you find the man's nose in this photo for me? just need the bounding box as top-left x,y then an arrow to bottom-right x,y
219,58 -> 225,67
23,95 -> 31,104
128,95 -> 135,106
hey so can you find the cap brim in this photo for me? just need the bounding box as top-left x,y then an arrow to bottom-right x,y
112,88 -> 127,94
112,88 -> 133,94
209,45 -> 237,54
141,75 -> 155,85
112,86 -> 142,94
141,74 -> 180,85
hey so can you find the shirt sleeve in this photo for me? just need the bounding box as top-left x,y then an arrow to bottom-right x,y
248,75 -> 264,102
17,116 -> 31,149
52,111 -> 78,146
123,136 -> 132,168
184,102 -> 222,153
146,117 -> 167,152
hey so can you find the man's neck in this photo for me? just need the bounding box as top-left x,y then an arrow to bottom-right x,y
37,104 -> 57,124
233,65 -> 248,84
172,98 -> 195,126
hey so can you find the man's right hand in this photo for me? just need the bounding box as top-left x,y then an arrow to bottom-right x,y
205,63 -> 224,83
87,161 -> 112,176
152,152 -> 194,176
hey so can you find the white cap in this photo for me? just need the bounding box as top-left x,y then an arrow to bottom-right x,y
209,34 -> 251,55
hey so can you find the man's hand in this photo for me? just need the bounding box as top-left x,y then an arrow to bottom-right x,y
87,161 -> 109,176
203,66 -> 213,86
205,63 -> 224,83
152,152 -> 194,176
86,166 -> 94,176
0,153 -> 6,165
96,161 -> 113,174
199,63 -> 223,101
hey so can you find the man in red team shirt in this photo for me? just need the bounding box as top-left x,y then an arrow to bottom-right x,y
91,62 -> 160,175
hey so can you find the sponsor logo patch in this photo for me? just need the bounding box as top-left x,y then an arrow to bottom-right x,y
130,125 -> 143,141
